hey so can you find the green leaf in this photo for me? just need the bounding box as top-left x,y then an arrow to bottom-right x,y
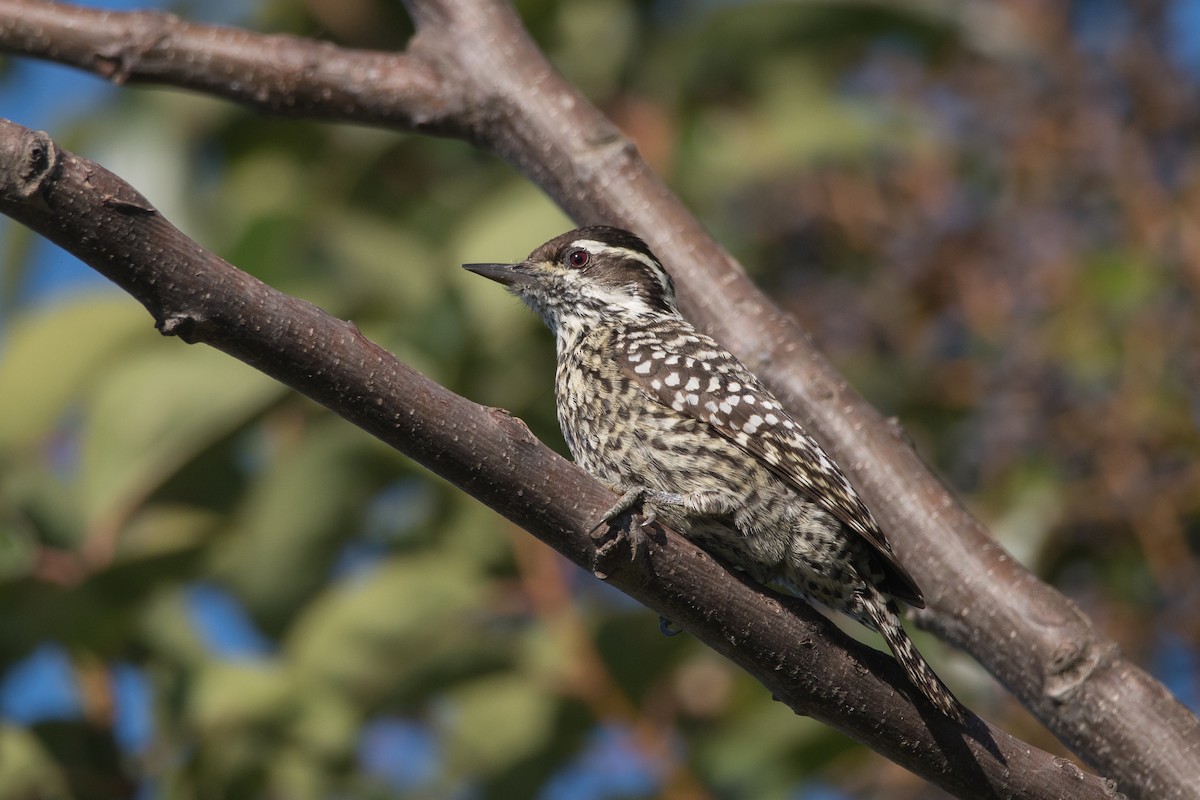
325,215 -> 440,312
212,421 -> 380,634
1,463 -> 84,549
441,673 -> 557,776
117,503 -> 221,562
188,660 -> 294,733
0,294 -> 148,451
286,555 -> 484,704
78,345 -> 286,528
139,587 -> 209,667
0,526 -> 204,661
285,685 -> 360,761
0,724 -> 70,800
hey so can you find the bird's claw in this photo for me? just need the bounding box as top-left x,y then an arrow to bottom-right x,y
589,488 -> 654,574
639,504 -> 657,528
590,516 -> 649,572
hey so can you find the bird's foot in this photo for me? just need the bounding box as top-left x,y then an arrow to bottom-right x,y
589,487 -> 682,572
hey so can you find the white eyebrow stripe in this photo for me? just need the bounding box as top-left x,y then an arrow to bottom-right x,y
572,240 -> 661,272
604,248 -> 660,272
570,238 -> 676,311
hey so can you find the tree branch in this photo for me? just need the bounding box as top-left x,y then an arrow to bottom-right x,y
1,0 -> 1198,795
0,0 -> 460,132
0,117 -> 1128,800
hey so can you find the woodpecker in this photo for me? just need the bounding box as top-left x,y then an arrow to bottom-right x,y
464,226 -> 965,722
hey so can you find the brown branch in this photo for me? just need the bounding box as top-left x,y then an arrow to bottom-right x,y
1,0 -> 1198,795
0,0 -> 460,132
0,118 -> 1126,800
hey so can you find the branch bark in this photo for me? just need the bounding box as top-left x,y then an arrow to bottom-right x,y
0,0 -> 457,131
0,115 -> 1124,800
1,0 -> 1198,796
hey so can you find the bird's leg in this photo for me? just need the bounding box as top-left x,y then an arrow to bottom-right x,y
590,487 -> 740,635
589,487 -> 653,535
590,487 -> 741,562
667,489 -> 742,519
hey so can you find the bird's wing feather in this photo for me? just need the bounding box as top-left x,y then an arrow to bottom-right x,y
612,325 -> 924,607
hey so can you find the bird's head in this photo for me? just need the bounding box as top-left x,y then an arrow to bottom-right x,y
464,226 -> 679,337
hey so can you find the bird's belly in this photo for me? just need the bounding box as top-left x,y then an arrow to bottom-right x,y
561,384 -> 745,495
562,388 -> 781,552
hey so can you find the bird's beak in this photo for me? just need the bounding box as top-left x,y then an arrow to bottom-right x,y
463,261 -> 537,287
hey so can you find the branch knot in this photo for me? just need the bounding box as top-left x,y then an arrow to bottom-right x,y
2,128 -> 59,203
157,312 -> 204,343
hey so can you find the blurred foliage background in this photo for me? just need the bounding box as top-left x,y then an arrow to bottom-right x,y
1,0 -> 1199,797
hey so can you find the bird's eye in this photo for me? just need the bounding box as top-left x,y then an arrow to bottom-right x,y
566,249 -> 590,269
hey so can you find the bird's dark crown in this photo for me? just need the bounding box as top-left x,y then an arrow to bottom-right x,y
528,226 -> 659,266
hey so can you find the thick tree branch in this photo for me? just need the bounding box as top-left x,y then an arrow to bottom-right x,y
2,0 -> 1198,795
0,118 -> 1127,800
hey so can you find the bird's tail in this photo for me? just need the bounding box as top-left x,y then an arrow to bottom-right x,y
862,588 -> 967,723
